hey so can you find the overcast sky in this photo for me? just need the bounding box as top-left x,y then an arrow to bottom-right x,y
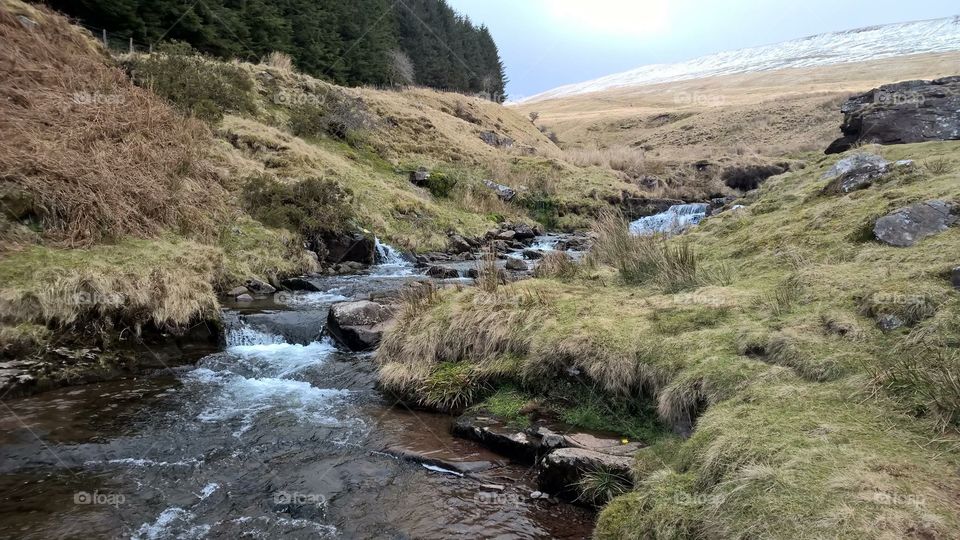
446,0 -> 959,99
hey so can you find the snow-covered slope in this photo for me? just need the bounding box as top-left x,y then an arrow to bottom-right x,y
520,17 -> 960,103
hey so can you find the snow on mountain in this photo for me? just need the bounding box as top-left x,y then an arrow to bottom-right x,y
519,17 -> 960,103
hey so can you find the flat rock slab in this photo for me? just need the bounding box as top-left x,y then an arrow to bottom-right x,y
452,414 -> 543,462
537,448 -> 634,500
382,446 -> 502,475
874,200 -> 957,247
562,432 -> 643,457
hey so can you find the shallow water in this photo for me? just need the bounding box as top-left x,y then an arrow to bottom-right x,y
629,203 -> 709,235
0,254 -> 594,539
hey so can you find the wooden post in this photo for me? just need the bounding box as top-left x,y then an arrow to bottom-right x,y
129,37 -> 133,54
102,29 -> 107,48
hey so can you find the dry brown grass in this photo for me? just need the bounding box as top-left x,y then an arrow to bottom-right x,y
564,146 -> 645,174
0,4 -> 226,248
261,51 -> 293,72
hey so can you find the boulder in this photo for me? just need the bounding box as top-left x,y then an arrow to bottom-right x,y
537,448 -> 634,500
722,164 -> 788,191
409,167 -> 430,186
280,277 -> 322,292
245,278 -> 276,295
227,286 -> 249,297
313,231 -> 375,265
497,230 -> 516,241
523,249 -> 544,260
952,267 -> 960,290
479,131 -> 514,149
826,77 -> 960,154
821,153 -> 891,194
452,415 -> 567,462
482,180 -> 517,202
326,300 -> 394,351
426,265 -> 460,279
511,223 -> 536,241
236,294 -> 254,302
874,200 -> 957,247
505,259 -> 528,271
447,234 -> 473,254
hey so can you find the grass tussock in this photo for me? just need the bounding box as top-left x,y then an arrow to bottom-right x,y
533,251 -> 580,279
0,6 -> 226,247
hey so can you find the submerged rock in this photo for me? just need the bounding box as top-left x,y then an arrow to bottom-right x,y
382,446 -> 501,475
874,200 -> 957,247
826,77 -> 960,154
326,300 -> 393,351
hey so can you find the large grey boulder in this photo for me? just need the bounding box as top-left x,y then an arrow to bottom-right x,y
826,77 -> 960,154
245,278 -> 276,295
822,154 -> 890,194
874,200 -> 957,247
505,258 -> 528,271
326,300 -> 393,351
482,180 -> 517,202
313,231 -> 375,265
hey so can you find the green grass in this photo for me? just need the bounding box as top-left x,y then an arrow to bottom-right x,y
377,141 -> 960,537
472,385 -> 534,427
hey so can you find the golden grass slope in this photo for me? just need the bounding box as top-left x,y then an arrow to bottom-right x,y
377,140 -> 960,538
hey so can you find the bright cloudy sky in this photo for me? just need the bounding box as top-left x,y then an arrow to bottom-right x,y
446,0 -> 959,99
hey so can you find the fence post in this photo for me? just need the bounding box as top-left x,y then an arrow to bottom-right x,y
102,28 -> 107,48
129,37 -> 133,54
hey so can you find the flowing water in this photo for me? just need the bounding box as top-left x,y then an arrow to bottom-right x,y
629,203 -> 709,235
0,250 -> 594,539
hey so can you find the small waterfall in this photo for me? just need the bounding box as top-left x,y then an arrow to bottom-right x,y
222,312 -> 284,347
372,238 -> 414,276
629,203 -> 709,235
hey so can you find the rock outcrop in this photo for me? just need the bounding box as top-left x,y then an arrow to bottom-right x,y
722,163 -> 788,191
537,448 -> 634,500
313,231 -> 376,265
826,77 -> 960,154
326,300 -> 394,351
482,180 -> 517,202
479,130 -> 514,149
874,200 -> 957,247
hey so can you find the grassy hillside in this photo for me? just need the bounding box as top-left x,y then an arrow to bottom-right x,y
0,0 -> 631,360
377,140 -> 960,537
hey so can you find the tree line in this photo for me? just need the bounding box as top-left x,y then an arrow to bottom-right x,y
44,0 -> 508,101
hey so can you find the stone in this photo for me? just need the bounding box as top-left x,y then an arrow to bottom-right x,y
523,249 -> 543,260
722,164 -> 788,191
537,448 -> 634,501
382,447 -> 500,475
512,223 -> 536,241
326,300 -> 394,351
826,77 -> 960,154
280,277 -> 322,292
245,278 -> 276,295
479,131 -> 514,149
482,180 -> 517,202
236,294 -> 254,302
874,200 -> 957,247
426,266 -> 460,279
452,414 -> 552,463
227,286 -> 249,297
313,231 -> 376,265
952,267 -> 960,289
505,259 -> 528,271
876,313 -> 905,332
409,167 -> 430,186
821,153 -> 892,194
447,234 -> 473,254
497,230 -> 516,241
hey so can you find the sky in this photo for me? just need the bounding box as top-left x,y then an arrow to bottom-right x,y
446,0 -> 959,99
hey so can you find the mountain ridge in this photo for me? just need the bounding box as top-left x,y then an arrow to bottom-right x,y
519,16 -> 960,103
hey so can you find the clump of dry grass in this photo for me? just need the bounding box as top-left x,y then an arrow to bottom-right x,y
565,146 -> 645,174
0,5 -> 225,247
475,250 -> 503,293
261,51 -> 293,72
533,251 -> 580,279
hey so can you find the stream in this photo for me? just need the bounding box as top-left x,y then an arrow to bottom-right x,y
0,240 -> 594,539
